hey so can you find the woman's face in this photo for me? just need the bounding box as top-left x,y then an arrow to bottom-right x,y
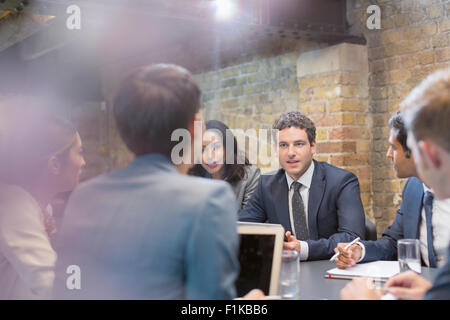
201,130 -> 225,176
57,132 -> 86,192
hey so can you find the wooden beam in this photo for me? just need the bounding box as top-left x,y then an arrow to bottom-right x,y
0,11 -> 47,52
0,10 -> 12,20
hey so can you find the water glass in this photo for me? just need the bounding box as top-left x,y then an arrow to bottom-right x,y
278,250 -> 299,299
397,239 -> 421,273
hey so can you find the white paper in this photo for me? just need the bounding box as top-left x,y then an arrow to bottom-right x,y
381,293 -> 398,300
326,260 -> 407,279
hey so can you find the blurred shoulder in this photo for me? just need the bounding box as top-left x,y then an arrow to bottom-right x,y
178,173 -> 234,197
0,183 -> 39,222
0,183 -> 36,207
176,174 -> 238,217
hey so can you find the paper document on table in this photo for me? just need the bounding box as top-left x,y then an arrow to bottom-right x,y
381,293 -> 398,300
326,261 -> 402,280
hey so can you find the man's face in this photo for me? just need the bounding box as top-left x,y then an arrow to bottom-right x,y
278,126 -> 315,181
407,133 -> 438,191
386,128 -> 417,179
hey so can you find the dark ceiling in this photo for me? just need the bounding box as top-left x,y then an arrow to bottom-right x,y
0,0 -> 366,100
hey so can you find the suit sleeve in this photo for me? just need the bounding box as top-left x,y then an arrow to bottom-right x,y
359,211 -> 402,262
425,244 -> 450,299
237,175 -> 268,223
306,172 -> 365,260
185,183 -> 240,299
360,180 -> 412,262
241,166 -> 261,209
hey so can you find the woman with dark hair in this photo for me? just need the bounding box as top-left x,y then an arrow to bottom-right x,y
0,112 -> 86,299
189,120 -> 260,211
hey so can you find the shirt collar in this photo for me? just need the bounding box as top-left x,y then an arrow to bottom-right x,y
423,183 -> 433,195
286,161 -> 315,190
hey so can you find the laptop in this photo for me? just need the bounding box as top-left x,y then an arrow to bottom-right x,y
235,222 -> 285,297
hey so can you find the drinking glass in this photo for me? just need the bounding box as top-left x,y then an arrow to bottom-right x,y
397,239 -> 421,273
278,250 -> 299,299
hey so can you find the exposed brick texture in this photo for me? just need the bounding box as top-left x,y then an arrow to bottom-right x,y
348,0 -> 450,235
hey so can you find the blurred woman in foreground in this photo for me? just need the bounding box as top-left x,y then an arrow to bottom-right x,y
0,112 -> 85,299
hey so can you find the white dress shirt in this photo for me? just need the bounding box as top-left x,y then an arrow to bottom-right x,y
0,183 -> 56,299
420,186 -> 450,267
357,185 -> 450,267
286,161 -> 315,261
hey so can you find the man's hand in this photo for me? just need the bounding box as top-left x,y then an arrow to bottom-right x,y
283,231 -> 300,253
242,289 -> 265,300
340,277 -> 383,300
384,271 -> 432,300
334,242 -> 362,269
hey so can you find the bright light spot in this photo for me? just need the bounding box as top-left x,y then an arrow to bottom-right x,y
215,0 -> 235,21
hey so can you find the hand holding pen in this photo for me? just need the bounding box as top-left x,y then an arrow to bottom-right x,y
330,237 -> 362,268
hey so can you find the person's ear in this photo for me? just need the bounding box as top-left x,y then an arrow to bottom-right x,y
419,140 -> 441,169
48,155 -> 61,175
310,140 -> 316,155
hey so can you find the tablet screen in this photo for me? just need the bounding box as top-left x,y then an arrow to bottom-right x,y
235,234 -> 275,296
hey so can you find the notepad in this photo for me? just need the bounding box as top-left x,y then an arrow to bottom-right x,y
325,261 -> 408,280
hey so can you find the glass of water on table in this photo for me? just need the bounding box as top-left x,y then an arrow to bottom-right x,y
279,250 -> 299,299
397,239 -> 421,273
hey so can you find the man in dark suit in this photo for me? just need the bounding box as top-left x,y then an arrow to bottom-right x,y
238,112 -> 365,261
341,69 -> 450,300
398,69 -> 450,300
335,112 -> 434,268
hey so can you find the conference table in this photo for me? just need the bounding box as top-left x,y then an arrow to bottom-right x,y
297,260 -> 438,300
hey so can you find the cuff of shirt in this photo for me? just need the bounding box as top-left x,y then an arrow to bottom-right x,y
356,241 -> 365,262
299,241 -> 309,261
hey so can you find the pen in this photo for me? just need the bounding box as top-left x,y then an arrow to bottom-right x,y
329,237 -> 360,262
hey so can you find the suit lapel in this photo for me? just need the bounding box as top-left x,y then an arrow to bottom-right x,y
307,161 -> 325,240
271,170 -> 292,233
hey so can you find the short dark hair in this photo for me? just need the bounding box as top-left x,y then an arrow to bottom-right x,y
188,120 -> 250,184
272,112 -> 316,144
388,111 -> 411,158
113,64 -> 201,157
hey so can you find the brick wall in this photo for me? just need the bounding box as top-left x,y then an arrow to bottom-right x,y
347,0 -> 450,234
195,43 -> 373,222
296,44 -> 372,221
193,39 -> 325,169
195,51 -> 304,172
